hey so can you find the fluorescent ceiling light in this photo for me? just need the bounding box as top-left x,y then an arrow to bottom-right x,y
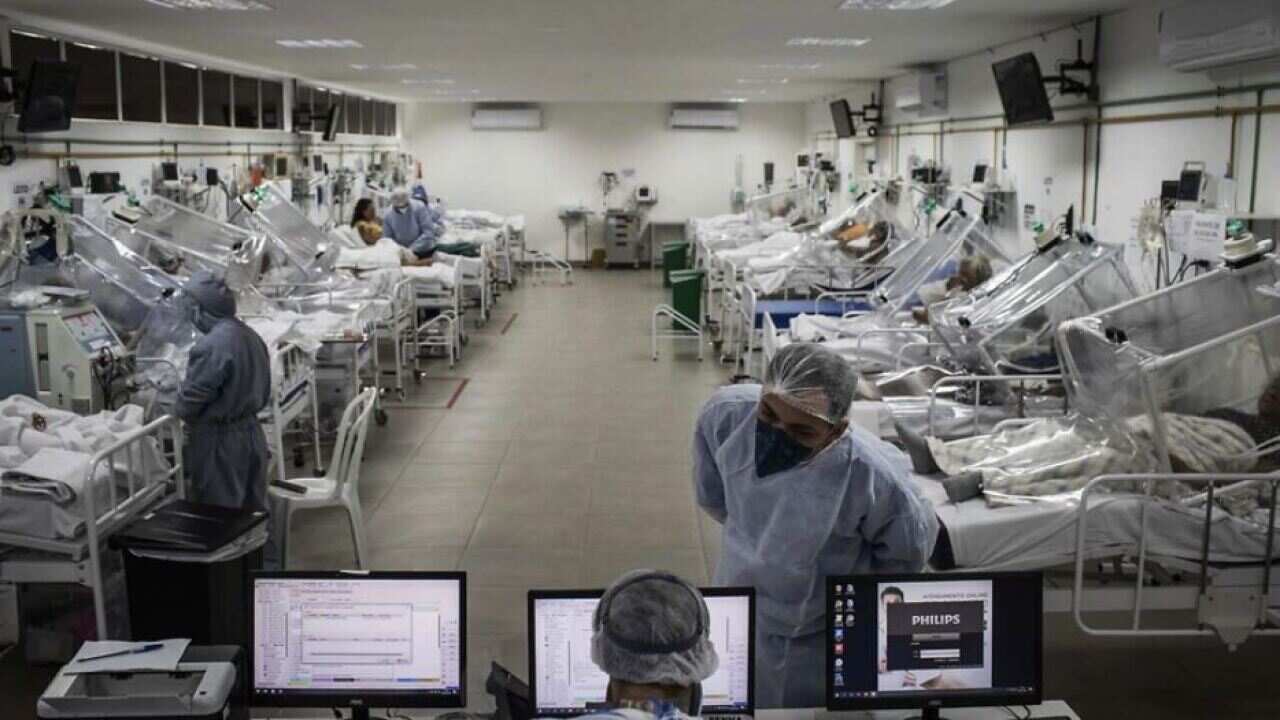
786,37 -> 870,47
839,0 -> 956,9
723,98 -> 749,103
277,39 -> 362,48
145,0 -> 272,9
722,88 -> 767,96
737,78 -> 789,85
759,63 -> 822,71
401,78 -> 456,85
349,64 -> 370,70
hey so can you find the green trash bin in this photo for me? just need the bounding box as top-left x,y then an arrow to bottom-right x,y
662,241 -> 690,288
669,269 -> 704,328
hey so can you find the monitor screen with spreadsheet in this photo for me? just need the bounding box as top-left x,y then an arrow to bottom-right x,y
251,571 -> 466,709
528,587 -> 754,717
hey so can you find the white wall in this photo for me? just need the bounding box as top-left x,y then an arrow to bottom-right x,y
867,3 -> 1280,289
402,102 -> 808,258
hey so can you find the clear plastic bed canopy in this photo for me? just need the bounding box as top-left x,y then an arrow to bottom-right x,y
237,182 -> 335,276
1059,257 -> 1280,469
115,196 -> 268,289
871,203 -> 1008,315
40,217 -> 185,339
745,187 -> 818,227
932,236 -> 1138,373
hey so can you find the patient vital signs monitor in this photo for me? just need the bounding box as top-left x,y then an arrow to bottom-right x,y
251,572 -> 466,719
826,572 -> 1041,720
528,588 -> 755,717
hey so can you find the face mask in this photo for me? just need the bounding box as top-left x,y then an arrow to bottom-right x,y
754,418 -> 815,478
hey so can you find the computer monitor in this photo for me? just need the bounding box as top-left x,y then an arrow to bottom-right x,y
528,587 -> 754,717
313,154 -> 324,173
992,53 -> 1054,126
826,572 -> 1042,720
323,104 -> 342,142
161,162 -> 179,182
251,571 -> 467,720
18,60 -> 80,134
829,99 -> 855,139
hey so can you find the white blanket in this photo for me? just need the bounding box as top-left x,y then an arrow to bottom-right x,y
0,398 -> 168,540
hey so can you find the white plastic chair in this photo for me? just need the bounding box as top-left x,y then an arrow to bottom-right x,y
269,387 -> 377,569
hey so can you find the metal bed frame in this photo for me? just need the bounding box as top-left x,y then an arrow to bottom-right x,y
414,273 -> 464,368
0,415 -> 184,639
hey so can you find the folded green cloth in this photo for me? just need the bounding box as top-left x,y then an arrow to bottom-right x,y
433,242 -> 480,257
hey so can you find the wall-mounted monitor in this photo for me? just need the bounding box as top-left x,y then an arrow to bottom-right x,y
829,99 -> 855,139
992,53 -> 1054,126
322,103 -> 342,142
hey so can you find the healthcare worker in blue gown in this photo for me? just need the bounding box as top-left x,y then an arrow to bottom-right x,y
694,342 -> 937,709
174,271 -> 273,516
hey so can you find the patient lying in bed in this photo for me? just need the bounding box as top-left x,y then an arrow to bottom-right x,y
354,220 -> 433,266
896,374 -> 1280,518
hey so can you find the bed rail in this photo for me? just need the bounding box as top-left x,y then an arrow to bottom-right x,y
0,414 -> 183,638
1074,472 -> 1280,648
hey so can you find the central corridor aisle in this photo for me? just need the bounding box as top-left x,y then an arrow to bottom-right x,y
289,269 -> 731,709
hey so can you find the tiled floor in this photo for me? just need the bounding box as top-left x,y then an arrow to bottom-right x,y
3,270 -> 1278,718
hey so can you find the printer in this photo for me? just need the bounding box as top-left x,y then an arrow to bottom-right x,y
38,645 -> 245,720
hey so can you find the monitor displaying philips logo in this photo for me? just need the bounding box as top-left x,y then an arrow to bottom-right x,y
827,572 -> 1042,716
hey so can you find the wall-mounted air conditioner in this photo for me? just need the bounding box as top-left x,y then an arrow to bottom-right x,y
894,66 -> 947,118
669,105 -> 740,130
471,105 -> 543,130
1159,0 -> 1280,73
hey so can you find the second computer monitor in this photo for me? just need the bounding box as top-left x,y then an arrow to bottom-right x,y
528,587 -> 754,717
251,571 -> 467,713
826,572 -> 1042,717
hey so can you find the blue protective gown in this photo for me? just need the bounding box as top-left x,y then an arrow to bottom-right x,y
175,315 -> 272,510
693,384 -> 937,708
382,199 -> 439,258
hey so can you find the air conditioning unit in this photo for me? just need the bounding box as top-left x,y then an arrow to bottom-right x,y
1159,0 -> 1280,73
471,105 -> 543,130
669,105 -> 740,130
894,66 -> 948,117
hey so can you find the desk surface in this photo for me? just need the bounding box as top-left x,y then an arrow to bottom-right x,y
251,700 -> 1077,719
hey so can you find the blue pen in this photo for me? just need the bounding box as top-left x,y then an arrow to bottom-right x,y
76,643 -> 166,663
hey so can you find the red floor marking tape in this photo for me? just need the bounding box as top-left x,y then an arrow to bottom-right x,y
446,378 -> 470,409
500,313 -> 519,335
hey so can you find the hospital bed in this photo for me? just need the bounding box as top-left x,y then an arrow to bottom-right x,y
759,196 -> 1008,374
331,235 -> 467,369
710,187 -> 913,365
112,195 -> 275,289
834,234 -> 1138,439
0,411 -> 184,640
913,256 -> 1280,647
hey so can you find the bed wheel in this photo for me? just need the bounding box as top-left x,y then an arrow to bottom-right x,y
375,408 -> 389,427
314,466 -> 327,476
